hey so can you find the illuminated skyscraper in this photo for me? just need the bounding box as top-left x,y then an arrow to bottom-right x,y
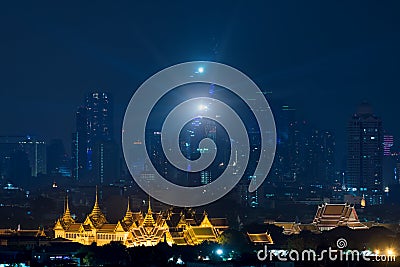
347,102 -> 383,205
85,92 -> 113,146
382,134 -> 397,186
72,92 -> 115,183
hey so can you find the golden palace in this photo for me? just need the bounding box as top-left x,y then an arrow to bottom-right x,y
54,190 -> 228,247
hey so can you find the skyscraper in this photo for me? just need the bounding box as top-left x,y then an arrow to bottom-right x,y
0,135 -> 46,185
72,92 -> 116,184
347,102 -> 383,205
307,130 -> 335,186
382,134 -> 397,186
383,135 -> 394,156
18,137 -> 47,177
72,106 -> 88,181
47,139 -> 71,177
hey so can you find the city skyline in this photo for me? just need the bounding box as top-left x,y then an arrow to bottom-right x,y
1,1 -> 400,160
1,2 -> 400,266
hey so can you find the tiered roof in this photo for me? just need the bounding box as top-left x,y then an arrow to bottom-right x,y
312,203 -> 368,230
54,190 -> 229,246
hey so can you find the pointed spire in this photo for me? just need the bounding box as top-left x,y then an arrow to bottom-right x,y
87,186 -> 107,228
91,186 -> 102,215
61,193 -> 74,225
142,195 -> 155,227
147,195 -> 152,214
63,195 -> 72,218
123,197 -> 133,222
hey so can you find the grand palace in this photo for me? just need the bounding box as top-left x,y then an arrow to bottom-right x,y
53,190 -> 229,247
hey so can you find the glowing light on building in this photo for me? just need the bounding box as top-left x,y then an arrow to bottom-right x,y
383,135 -> 394,156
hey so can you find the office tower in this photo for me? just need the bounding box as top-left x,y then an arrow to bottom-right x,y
47,139 -> 71,177
92,140 -> 119,185
0,135 -> 46,185
72,92 -> 115,184
145,130 -> 168,179
271,105 -> 296,184
18,137 -> 47,177
0,136 -> 22,180
200,170 -> 212,185
395,162 -> 400,184
85,92 -> 113,146
307,130 -> 335,186
347,102 -> 383,205
383,135 -> 394,156
72,107 -> 88,181
287,120 -> 311,184
180,118 -> 219,186
71,132 -> 79,180
0,136 -> 30,183
8,149 -> 31,186
383,134 -> 397,186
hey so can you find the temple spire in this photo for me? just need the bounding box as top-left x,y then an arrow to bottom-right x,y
148,195 -> 152,214
143,196 -> 155,227
91,186 -> 102,215
86,186 -> 107,228
61,194 -> 74,224
123,197 -> 133,222
65,195 -> 71,215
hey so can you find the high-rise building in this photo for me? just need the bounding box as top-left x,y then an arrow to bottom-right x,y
72,106 -> 89,180
72,92 -> 115,184
47,139 -> 71,177
85,92 -> 113,147
92,140 -> 119,185
347,102 -> 383,205
0,136 -> 46,185
0,136 -> 25,180
181,118 -> 217,186
383,135 -> 394,156
306,130 -> 335,186
382,134 -> 397,186
395,162 -> 400,184
18,137 -> 47,177
272,105 -> 297,184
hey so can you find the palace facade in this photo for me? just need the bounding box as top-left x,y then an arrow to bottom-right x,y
54,191 -> 228,247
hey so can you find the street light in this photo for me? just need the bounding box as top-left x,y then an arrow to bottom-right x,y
216,249 -> 223,256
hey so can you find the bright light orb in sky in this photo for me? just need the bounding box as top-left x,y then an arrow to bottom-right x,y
198,104 -> 208,111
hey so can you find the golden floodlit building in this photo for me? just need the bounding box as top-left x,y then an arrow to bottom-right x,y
54,191 -> 228,247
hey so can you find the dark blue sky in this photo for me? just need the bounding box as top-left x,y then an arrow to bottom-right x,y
1,1 -> 399,161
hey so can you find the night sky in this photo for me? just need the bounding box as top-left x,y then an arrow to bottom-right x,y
1,1 -> 399,162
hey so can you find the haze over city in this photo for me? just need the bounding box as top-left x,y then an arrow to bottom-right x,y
1,1 -> 400,266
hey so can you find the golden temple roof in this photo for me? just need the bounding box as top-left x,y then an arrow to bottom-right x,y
142,197 -> 156,227
86,187 -> 107,228
247,232 -> 274,244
